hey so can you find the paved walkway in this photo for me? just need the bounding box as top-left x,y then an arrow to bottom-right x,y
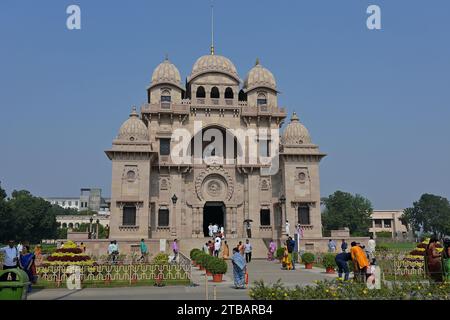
28,260 -> 335,300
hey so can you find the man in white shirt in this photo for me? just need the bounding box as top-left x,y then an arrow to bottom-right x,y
367,236 -> 376,260
17,242 -> 23,255
285,220 -> 290,237
244,239 -> 252,263
1,240 -> 19,270
214,237 -> 221,257
212,224 -> 218,235
208,223 -> 213,237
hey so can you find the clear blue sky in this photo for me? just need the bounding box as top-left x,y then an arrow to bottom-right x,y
1,0 -> 449,210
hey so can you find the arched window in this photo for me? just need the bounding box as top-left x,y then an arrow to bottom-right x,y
257,93 -> 267,107
161,89 -> 171,103
68,223 -> 74,229
62,223 -> 67,228
238,89 -> 247,101
224,87 -> 234,99
123,205 -> 136,226
75,223 -> 80,229
196,86 -> 206,98
210,87 -> 220,99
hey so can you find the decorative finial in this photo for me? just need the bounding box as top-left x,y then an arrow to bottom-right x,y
291,112 -> 299,121
130,106 -> 138,117
255,58 -> 260,66
164,53 -> 169,61
210,0 -> 215,55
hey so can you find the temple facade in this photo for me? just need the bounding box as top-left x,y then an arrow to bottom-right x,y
105,52 -> 326,242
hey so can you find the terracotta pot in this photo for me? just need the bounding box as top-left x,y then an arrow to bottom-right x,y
212,274 -> 223,282
206,270 -> 213,276
305,263 -> 313,269
326,267 -> 335,274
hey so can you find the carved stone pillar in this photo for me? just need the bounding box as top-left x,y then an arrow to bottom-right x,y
226,207 -> 232,236
232,207 -> 237,238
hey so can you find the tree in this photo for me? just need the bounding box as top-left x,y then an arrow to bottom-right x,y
3,189 -> 58,243
321,191 -> 373,236
0,182 -> 12,241
0,181 -> 6,201
401,194 -> 450,238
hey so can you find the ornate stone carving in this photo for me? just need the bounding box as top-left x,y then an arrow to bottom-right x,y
195,165 -> 234,202
260,177 -> 270,190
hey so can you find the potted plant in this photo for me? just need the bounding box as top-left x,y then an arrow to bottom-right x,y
190,249 -> 201,266
197,254 -> 208,271
322,253 -> 336,273
301,252 -> 315,269
207,257 -> 228,282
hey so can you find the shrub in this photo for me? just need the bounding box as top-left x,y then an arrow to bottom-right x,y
376,231 -> 392,238
376,244 -> 390,252
152,253 -> 169,264
249,279 -> 450,300
207,257 -> 228,274
322,253 -> 336,269
190,248 -> 201,260
301,252 -> 315,264
196,253 -> 209,268
275,247 -> 285,260
203,255 -> 214,269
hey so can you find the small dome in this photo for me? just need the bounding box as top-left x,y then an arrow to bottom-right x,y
117,107 -> 149,142
150,57 -> 183,90
282,112 -> 311,145
244,59 -> 276,92
190,54 -> 239,82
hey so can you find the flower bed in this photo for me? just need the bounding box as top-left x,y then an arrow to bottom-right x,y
249,279 -> 450,300
42,240 -> 95,266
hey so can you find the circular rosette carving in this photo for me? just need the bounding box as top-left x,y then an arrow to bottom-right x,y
195,166 -> 234,202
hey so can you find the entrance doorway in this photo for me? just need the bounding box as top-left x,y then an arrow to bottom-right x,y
203,202 -> 225,237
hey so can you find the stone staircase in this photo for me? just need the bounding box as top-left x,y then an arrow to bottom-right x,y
179,238 -> 271,259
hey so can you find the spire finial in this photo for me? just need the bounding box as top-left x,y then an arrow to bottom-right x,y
130,106 -> 138,117
255,57 -> 260,66
291,112 -> 299,121
164,53 -> 169,61
210,0 -> 215,55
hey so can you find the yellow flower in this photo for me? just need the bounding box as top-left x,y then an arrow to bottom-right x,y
325,289 -> 329,293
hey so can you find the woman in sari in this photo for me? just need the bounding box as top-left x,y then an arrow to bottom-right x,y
231,248 -> 246,289
222,241 -> 230,260
268,240 -> 276,261
19,245 -> 36,292
281,242 -> 292,270
426,237 -> 443,282
34,244 -> 43,266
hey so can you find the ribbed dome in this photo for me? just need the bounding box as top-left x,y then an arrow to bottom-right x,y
282,112 -> 311,145
117,107 -> 149,142
190,54 -> 239,81
244,59 -> 276,92
150,58 -> 183,89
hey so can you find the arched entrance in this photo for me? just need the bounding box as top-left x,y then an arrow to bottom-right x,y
203,201 -> 225,237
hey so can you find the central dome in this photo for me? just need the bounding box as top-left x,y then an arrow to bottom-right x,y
150,58 -> 183,90
189,54 -> 239,82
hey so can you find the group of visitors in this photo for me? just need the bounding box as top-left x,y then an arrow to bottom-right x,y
426,236 -> 450,282
208,223 -> 225,239
0,240 -> 37,292
334,239 -> 376,282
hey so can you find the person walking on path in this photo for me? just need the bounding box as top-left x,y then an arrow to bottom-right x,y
208,223 -> 213,237
139,239 -> 148,263
237,241 -> 245,256
341,239 -> 348,253
214,236 -> 221,257
171,239 -> 179,263
222,241 -> 230,259
244,239 -> 252,263
231,248 -> 246,289
245,220 -> 252,238
268,239 -> 276,261
350,241 -> 370,282
335,252 -> 352,281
